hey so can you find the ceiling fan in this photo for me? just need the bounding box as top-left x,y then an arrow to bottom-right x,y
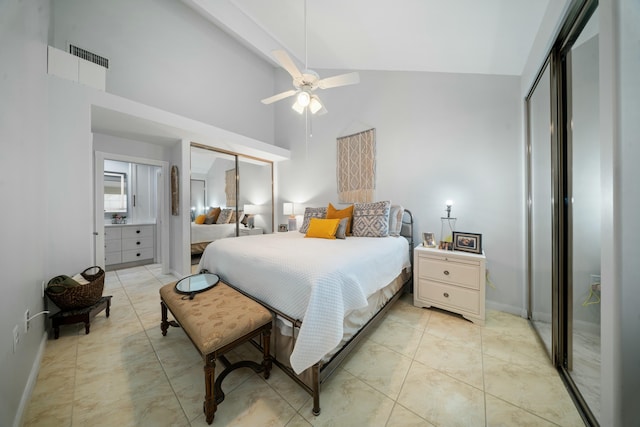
260,1 -> 359,115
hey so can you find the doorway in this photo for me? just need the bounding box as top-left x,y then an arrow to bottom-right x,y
94,151 -> 170,274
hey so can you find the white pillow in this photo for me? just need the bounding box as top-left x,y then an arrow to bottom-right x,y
389,205 -> 405,236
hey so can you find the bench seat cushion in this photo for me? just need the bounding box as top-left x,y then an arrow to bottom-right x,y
160,282 -> 271,355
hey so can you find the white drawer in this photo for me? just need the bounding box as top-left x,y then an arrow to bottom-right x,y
105,239 -> 121,253
122,236 -> 153,251
105,227 -> 122,240
122,247 -> 154,263
418,279 -> 480,315
122,225 -> 154,239
105,252 -> 122,265
418,256 -> 480,290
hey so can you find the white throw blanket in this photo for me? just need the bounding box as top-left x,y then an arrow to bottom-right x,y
198,232 -> 410,373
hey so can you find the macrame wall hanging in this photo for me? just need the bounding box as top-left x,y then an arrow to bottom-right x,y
336,128 -> 376,203
225,168 -> 236,207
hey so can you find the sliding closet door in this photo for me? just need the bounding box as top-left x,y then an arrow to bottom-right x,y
527,64 -> 555,359
565,6 -> 601,423
526,1 -> 600,424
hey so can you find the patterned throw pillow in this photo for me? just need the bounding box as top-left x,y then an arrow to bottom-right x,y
299,207 -> 327,233
216,208 -> 233,224
352,201 -> 391,237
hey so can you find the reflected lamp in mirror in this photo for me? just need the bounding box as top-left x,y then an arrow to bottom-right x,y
243,204 -> 258,229
283,202 -> 298,231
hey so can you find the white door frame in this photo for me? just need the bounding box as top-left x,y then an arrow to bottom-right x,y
94,151 -> 170,274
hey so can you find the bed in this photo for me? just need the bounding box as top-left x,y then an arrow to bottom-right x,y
190,223 -> 237,255
197,208 -> 413,415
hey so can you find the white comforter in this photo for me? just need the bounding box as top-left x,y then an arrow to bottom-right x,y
190,223 -> 236,244
198,232 -> 411,373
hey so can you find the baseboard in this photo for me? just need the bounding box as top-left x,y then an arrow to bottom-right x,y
170,268 -> 184,278
13,331 -> 48,427
486,301 -> 527,319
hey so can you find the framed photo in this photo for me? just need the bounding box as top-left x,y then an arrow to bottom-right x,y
278,223 -> 289,232
452,232 -> 482,254
422,232 -> 436,248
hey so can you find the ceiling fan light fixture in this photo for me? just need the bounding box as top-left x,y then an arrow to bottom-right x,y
309,96 -> 323,114
296,90 -> 311,107
291,100 -> 305,114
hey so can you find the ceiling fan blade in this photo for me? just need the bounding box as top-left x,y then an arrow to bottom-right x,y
317,72 -> 360,90
272,50 -> 302,79
261,89 -> 297,105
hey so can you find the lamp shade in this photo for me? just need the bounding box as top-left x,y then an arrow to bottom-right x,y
243,204 -> 258,214
283,202 -> 294,216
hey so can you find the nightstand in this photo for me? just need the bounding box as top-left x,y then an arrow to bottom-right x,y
239,227 -> 263,236
413,245 -> 486,325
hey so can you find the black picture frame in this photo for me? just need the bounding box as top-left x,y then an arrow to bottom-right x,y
452,232 -> 482,254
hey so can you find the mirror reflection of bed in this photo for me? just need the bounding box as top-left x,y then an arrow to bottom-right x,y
190,145 -> 273,264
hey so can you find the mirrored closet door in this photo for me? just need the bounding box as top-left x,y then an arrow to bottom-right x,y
527,62 -> 555,360
189,144 -> 273,263
526,1 -> 600,425
566,5 -> 601,422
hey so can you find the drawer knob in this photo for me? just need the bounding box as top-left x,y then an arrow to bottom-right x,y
444,270 -> 450,275
443,292 -> 450,298
136,241 -> 141,245
136,253 -> 141,257
136,230 -> 141,234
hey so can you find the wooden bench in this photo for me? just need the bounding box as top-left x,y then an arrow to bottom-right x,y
160,281 -> 272,425
51,295 -> 112,339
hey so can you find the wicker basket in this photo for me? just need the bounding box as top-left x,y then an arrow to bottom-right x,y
45,266 -> 105,310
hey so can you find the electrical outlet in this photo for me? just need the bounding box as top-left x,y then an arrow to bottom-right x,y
13,325 -> 19,353
24,309 -> 30,333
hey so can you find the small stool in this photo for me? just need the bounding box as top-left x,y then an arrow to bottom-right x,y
160,281 -> 272,425
50,296 -> 112,339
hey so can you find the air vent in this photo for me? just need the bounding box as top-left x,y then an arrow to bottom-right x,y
69,44 -> 109,69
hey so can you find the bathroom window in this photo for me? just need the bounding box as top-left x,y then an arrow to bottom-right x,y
104,171 -> 127,213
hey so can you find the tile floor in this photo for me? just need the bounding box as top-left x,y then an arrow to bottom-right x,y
24,264 -> 585,426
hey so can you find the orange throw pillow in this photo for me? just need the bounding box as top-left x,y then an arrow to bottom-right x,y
194,214 -> 206,224
327,203 -> 354,235
207,207 -> 221,222
305,218 -> 341,239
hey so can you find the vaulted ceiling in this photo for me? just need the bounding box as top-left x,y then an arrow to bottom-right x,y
183,0 -> 556,76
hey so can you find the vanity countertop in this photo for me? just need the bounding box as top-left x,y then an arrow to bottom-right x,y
104,222 -> 156,227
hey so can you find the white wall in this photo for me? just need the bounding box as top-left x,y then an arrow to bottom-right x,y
0,1 -> 50,426
274,69 -> 525,313
50,0 -> 275,144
